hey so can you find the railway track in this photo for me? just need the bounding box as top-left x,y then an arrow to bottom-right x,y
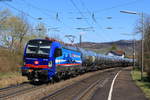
0,82 -> 29,92
40,68 -> 121,100
73,78 -> 109,100
0,82 -> 47,99
0,67 -> 121,100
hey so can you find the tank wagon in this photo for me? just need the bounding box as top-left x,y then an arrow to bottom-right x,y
21,38 -> 132,82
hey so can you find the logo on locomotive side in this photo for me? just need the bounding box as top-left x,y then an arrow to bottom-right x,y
71,53 -> 80,58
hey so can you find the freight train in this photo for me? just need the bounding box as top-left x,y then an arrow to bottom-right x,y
21,38 -> 133,82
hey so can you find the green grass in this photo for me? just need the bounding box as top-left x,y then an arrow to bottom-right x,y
131,70 -> 150,99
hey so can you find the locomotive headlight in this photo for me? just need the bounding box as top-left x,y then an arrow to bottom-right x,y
48,61 -> 52,67
23,62 -> 26,66
34,61 -> 39,65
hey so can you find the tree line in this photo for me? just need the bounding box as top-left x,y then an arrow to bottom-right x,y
143,16 -> 150,79
0,8 -> 47,52
0,8 -> 48,72
136,15 -> 150,80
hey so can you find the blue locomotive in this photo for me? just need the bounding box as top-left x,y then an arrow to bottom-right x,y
21,38 -> 132,82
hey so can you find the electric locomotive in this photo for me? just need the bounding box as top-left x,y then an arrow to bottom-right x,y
22,38 -> 84,82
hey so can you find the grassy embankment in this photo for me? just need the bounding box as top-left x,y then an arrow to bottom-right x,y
131,69 -> 150,99
0,48 -> 27,88
0,72 -> 27,88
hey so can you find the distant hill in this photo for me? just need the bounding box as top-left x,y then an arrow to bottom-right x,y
0,40 -> 139,57
76,40 -> 139,56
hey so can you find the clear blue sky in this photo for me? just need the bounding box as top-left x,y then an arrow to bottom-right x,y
0,0 -> 149,43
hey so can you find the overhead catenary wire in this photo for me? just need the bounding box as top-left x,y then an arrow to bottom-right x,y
3,2 -> 38,21
2,2 -> 62,38
78,0 -> 113,42
5,0 -> 141,22
78,0 -> 91,15
70,0 -> 110,42
78,0 -> 141,42
69,0 -> 93,27
22,0 -> 73,29
21,0 -> 55,14
67,0 -> 141,14
95,0 -> 141,13
17,0 -> 59,22
14,0 -> 74,36
78,0 -> 107,41
91,12 -> 114,42
2,0 -> 141,43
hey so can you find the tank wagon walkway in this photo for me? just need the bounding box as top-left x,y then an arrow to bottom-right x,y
91,67 -> 148,100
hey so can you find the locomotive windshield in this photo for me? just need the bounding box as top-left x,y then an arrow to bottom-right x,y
25,40 -> 51,58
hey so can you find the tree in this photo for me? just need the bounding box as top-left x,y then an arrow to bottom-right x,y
34,22 -> 47,38
0,8 -> 11,25
0,9 -> 12,45
143,17 -> 150,78
136,15 -> 150,79
110,43 -> 117,51
16,14 -> 30,49
1,15 -> 29,50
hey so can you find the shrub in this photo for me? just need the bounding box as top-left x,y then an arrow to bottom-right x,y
0,48 -> 23,72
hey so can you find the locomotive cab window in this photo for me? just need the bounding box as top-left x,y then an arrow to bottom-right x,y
26,40 -> 52,58
54,48 -> 62,57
